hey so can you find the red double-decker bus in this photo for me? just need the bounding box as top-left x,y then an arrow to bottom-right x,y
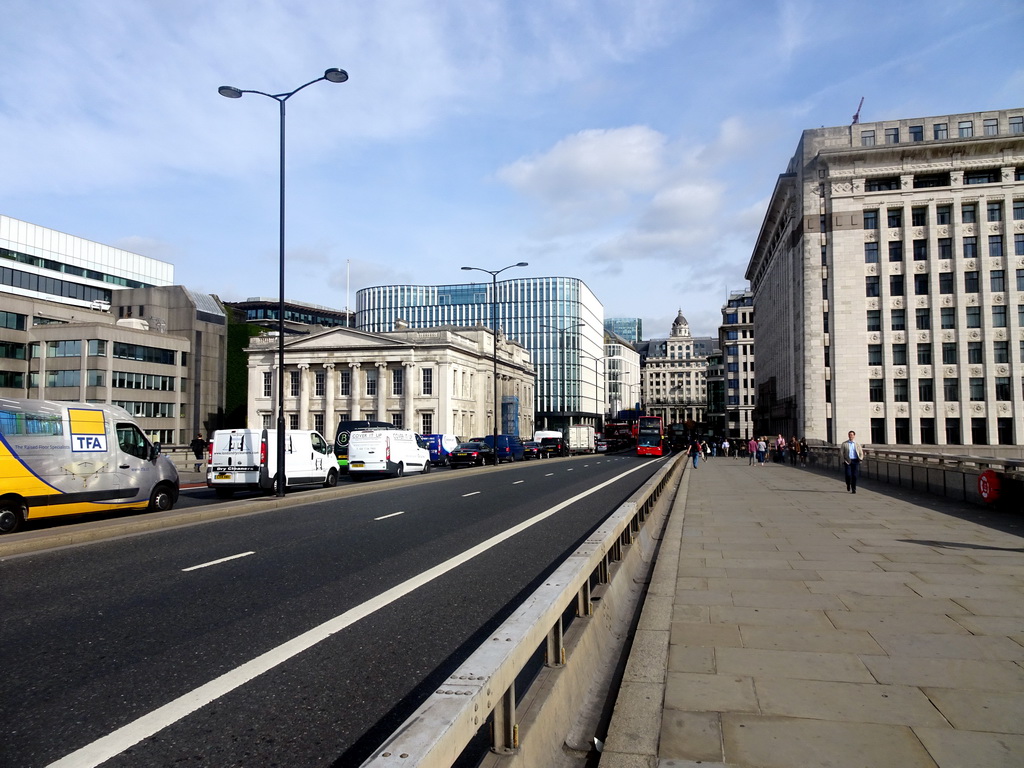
636,415 -> 664,457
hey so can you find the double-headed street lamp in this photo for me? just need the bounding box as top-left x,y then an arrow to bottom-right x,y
461,263 -> 528,454
219,68 -> 348,496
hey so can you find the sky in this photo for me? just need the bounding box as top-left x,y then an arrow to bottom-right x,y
2,1 -> 1023,339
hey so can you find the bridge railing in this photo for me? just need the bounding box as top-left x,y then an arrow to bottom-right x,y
360,453 -> 685,767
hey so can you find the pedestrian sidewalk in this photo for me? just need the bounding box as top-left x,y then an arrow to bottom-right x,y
601,457 -> 1024,768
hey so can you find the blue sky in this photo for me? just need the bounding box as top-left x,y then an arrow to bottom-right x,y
2,1 -> 1022,338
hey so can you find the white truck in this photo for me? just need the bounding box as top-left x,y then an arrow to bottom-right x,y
564,424 -> 596,454
347,429 -> 431,479
206,429 -> 338,497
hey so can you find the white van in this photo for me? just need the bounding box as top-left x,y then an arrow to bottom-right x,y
347,429 -> 431,479
206,428 -> 338,497
0,398 -> 179,534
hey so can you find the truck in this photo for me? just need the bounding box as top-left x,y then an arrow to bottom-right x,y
0,398 -> 179,534
206,428 -> 338,497
564,424 -> 596,454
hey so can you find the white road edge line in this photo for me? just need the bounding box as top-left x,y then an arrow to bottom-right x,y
374,511 -> 406,521
181,552 -> 254,572
46,459 -> 657,768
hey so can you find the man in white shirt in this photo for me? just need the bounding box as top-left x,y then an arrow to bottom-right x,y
839,430 -> 864,493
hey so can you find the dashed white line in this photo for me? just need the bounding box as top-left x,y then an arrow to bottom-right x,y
182,552 -> 254,572
512,480 -> 524,485
374,511 -> 405,521
462,491 -> 481,497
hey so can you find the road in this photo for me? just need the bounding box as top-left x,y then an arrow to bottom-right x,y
0,453 -> 667,768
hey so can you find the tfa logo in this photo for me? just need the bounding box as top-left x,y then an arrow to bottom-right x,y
72,434 -> 108,452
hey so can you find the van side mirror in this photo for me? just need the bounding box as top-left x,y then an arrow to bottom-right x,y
150,443 -> 161,461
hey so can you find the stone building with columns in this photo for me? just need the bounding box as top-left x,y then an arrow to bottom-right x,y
245,324 -> 535,439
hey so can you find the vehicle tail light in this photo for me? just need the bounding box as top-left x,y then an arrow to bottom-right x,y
207,441 -> 213,465
260,435 -> 268,467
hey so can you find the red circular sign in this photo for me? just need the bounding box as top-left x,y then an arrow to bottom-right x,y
978,470 -> 1001,503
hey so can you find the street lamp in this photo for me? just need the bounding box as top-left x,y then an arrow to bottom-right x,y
461,263 -> 528,455
219,68 -> 348,496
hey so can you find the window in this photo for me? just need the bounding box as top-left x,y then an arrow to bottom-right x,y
391,412 -> 403,429
866,276 -> 880,297
914,274 -> 929,296
991,269 -> 1005,291
994,341 -> 1009,364
993,305 -> 1007,328
969,378 -> 985,401
911,207 -> 927,226
942,342 -> 957,364
290,370 -> 300,397
366,370 -> 377,396
421,413 -> 433,435
868,345 -> 882,366
339,370 -> 351,396
863,209 -> 879,229
921,378 -> 937,403
893,378 -> 909,402
263,372 -> 272,398
421,367 -> 433,395
891,309 -> 906,331
1011,116 -> 1024,134
945,418 -> 961,445
866,177 -> 900,191
912,240 -> 927,260
964,271 -> 979,292
995,377 -> 1011,401
989,235 -> 1003,258
888,242 -> 903,262
962,203 -> 977,223
892,344 -> 907,365
998,418 -> 1014,445
392,367 -> 403,396
289,414 -> 299,430
936,205 -> 951,225
47,340 -> 81,358
1016,201 -> 1024,221
864,242 -> 879,263
890,274 -> 905,296
944,377 -> 959,400
909,125 -> 924,142
1019,269 -> 1024,291
934,123 -> 948,139
920,417 -> 936,444
869,379 -> 884,402
972,418 -> 988,445
46,369 -> 81,387
887,208 -> 903,228
1017,234 -> 1024,256
964,169 -> 1000,185
315,371 -> 325,397
871,418 -> 887,444
917,343 -> 932,365
938,238 -> 952,259
87,340 -> 107,357
861,130 -> 876,146
987,202 -> 1003,222
314,414 -> 324,434
966,306 -> 981,328
867,309 -> 881,332
915,307 -> 930,329
958,120 -> 973,138
885,127 -> 899,144
984,118 -> 998,136
968,341 -> 983,364
963,237 -> 978,259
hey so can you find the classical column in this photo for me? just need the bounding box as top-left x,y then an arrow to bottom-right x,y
247,363 -> 263,429
348,363 -> 362,420
297,363 -> 310,430
323,363 -> 336,433
376,362 -> 389,422
402,361 -> 416,433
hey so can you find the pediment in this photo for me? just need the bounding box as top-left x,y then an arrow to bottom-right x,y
284,326 -> 405,350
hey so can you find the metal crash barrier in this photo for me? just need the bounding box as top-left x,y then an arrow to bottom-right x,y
361,454 -> 685,767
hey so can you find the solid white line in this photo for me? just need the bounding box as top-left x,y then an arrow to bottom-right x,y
181,552 -> 254,572
374,511 -> 405,521
46,459 -> 655,768
462,491 -> 481,497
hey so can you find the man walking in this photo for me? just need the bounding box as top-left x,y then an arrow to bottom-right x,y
747,437 -> 757,466
190,433 -> 206,473
687,436 -> 703,469
839,430 -> 864,493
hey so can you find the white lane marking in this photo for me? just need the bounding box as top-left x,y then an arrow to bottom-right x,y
374,511 -> 405,521
181,552 -> 254,572
545,473 -> 554,477
512,480 -> 524,485
567,468 -> 574,472
462,491 -> 481,497
47,460 -> 655,768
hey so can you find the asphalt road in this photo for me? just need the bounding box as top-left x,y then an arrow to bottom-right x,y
1,452 -> 667,768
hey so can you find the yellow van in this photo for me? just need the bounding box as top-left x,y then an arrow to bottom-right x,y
0,398 -> 180,534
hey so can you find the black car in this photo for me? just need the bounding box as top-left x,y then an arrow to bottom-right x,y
522,441 -> 541,460
540,437 -> 568,458
449,441 -> 496,468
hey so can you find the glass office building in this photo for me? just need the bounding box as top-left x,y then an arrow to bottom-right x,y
605,317 -> 643,345
356,276 -> 606,430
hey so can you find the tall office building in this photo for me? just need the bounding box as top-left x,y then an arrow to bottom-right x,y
719,290 -> 756,440
746,108 -> 1024,447
356,276 -> 605,430
604,317 -> 643,345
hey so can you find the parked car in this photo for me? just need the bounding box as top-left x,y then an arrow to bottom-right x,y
449,441 -> 495,468
472,434 -> 525,463
595,439 -> 608,453
523,441 -> 541,460
540,437 -> 569,458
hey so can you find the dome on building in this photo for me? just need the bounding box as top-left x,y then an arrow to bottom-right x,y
670,309 -> 691,338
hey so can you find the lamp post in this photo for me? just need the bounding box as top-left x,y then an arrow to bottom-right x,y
219,68 -> 348,496
461,263 -> 528,456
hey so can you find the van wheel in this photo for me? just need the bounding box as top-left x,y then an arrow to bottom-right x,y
394,463 -> 405,478
324,468 -> 339,488
149,484 -> 175,512
0,500 -> 25,534
421,461 -> 431,474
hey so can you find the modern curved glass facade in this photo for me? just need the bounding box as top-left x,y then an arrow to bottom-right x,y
357,276 -> 605,429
